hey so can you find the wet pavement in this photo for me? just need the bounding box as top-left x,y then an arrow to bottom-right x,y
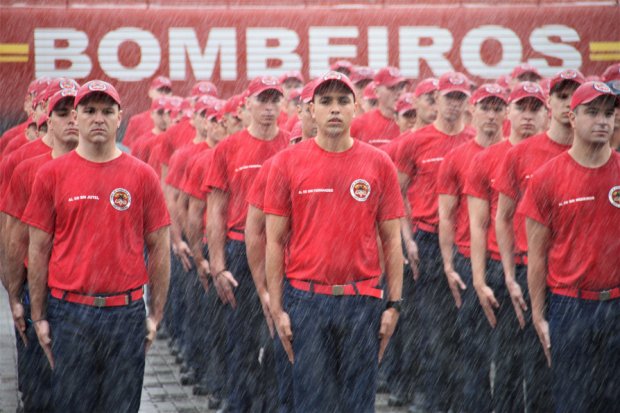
0,288 -> 406,413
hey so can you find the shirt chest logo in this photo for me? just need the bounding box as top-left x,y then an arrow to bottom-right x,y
609,186 -> 620,208
110,188 -> 131,211
350,179 -> 371,202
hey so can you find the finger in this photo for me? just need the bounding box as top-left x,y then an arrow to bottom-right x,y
378,335 -> 389,363
490,294 -> 500,309
266,317 -> 275,339
145,338 -> 153,353
456,276 -> 467,291
281,337 -> 295,363
513,302 -> 526,329
411,263 -> 420,281
224,272 -> 239,288
543,331 -> 552,367
41,342 -> 54,369
451,288 -> 462,309
18,328 -> 28,347
226,289 -> 237,309
482,304 -> 497,328
519,296 -> 528,312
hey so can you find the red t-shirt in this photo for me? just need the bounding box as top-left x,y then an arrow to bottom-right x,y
283,113 -> 299,132
518,152 -> 620,291
165,141 -> 209,191
3,133 -> 29,157
437,139 -> 486,256
394,124 -> 475,231
0,121 -> 28,155
0,152 -> 53,219
159,119 -> 195,167
350,108 -> 401,147
464,139 -> 513,256
205,128 -> 289,240
246,157 -> 274,211
131,130 -> 159,163
182,149 -> 214,200
123,110 -> 152,148
264,139 -> 405,284
0,138 -> 51,196
22,152 -> 170,294
493,133 -> 570,253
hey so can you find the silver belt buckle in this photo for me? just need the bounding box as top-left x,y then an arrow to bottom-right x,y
599,290 -> 611,301
332,285 -> 345,296
93,296 -> 106,307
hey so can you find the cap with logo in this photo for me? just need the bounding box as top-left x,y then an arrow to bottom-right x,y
602,63 -> 620,83
549,69 -> 585,92
395,92 -> 416,115
414,78 -> 439,98
350,66 -> 375,84
74,80 -> 122,108
511,64 -> 542,80
247,76 -> 284,97
47,88 -> 78,116
363,82 -> 378,100
570,81 -> 620,111
279,70 -> 304,84
471,83 -> 508,105
150,97 -> 170,112
194,94 -> 220,115
374,67 -> 408,88
312,71 -> 357,101
301,80 -> 318,104
509,81 -> 547,106
191,81 -> 218,98
438,72 -> 471,96
330,60 -> 354,74
150,76 -> 172,91
34,77 -> 80,110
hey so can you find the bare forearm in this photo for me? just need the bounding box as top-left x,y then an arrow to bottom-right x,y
206,193 -> 228,273
5,219 -> 28,302
27,229 -> 53,321
469,197 -> 490,288
146,227 -> 171,324
265,239 -> 285,313
187,198 -> 207,264
246,207 -> 267,294
383,234 -> 404,301
496,216 -> 516,281
526,219 -> 549,321
438,218 -> 456,272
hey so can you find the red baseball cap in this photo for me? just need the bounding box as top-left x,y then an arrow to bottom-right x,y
549,69 -> 585,92
363,82 -> 378,100
194,94 -> 220,115
395,92 -> 416,115
414,78 -> 439,97
300,80 -> 317,104
496,74 -> 510,90
511,64 -> 542,80
150,76 -> 172,91
288,88 -> 302,102
37,113 -> 48,129
223,94 -> 244,116
37,78 -> 80,110
47,88 -> 77,116
279,70 -> 304,84
330,60 -> 354,73
180,97 -> 194,119
247,76 -> 284,97
28,77 -> 52,97
74,80 -> 121,108
191,81 -> 218,97
165,95 -> 183,113
374,67 -> 408,88
570,81 -> 620,111
471,83 -> 508,105
438,72 -> 471,96
312,71 -> 356,101
290,121 -> 303,142
350,66 -> 375,84
509,81 -> 547,106
602,63 -> 620,83
150,97 -> 169,111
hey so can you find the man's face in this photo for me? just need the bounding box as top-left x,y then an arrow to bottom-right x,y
24,94 -> 33,116
548,82 -> 580,126
149,86 -> 172,100
472,98 -> 507,138
33,102 -> 46,125
508,98 -> 544,139
282,78 -> 303,99
48,98 -> 79,146
376,82 -> 406,113
297,102 -> 317,138
247,91 -> 282,127
416,93 -> 438,125
396,110 -> 416,132
194,111 -> 210,139
74,97 -> 121,144
151,109 -> 169,132
223,112 -> 242,135
211,119 -> 228,143
311,85 -> 357,138
437,91 -> 468,123
569,97 -> 616,146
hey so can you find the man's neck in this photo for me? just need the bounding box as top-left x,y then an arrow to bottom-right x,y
315,133 -> 354,153
248,122 -> 278,141
508,132 -> 527,146
51,141 -> 76,159
611,129 -> 620,150
569,139 -> 612,168
378,105 -> 394,120
152,127 -> 163,135
547,119 -> 573,146
40,134 -> 53,148
434,117 -> 464,136
193,132 -> 206,144
76,141 -> 122,163
475,132 -> 502,148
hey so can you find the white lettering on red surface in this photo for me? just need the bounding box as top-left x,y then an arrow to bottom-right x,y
558,196 -> 595,207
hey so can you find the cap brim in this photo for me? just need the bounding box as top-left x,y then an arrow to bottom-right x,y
440,88 -> 471,97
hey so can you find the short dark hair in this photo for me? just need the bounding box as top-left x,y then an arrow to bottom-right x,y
77,92 -> 120,110
313,80 -> 355,102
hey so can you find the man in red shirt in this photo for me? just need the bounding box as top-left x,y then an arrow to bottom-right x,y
264,71 -> 404,412
436,84 -> 507,411
0,78 -> 39,155
23,80 -> 171,412
206,75 -> 289,412
413,78 -> 439,130
520,81 -> 620,412
393,71 -> 475,412
1,88 -> 79,413
465,81 -> 547,412
122,76 -> 172,148
130,96 -> 171,161
394,92 -> 417,133
351,67 -> 409,146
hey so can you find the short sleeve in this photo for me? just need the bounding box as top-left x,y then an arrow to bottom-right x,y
142,168 -> 172,234
436,151 -> 459,195
247,159 -> 272,210
263,155 -> 291,217
464,152 -> 489,200
493,148 -> 519,201
22,167 -> 56,234
1,162 -> 31,219
204,141 -> 229,192
393,134 -> 417,178
377,156 -> 406,222
164,150 -> 185,190
517,170 -> 552,228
